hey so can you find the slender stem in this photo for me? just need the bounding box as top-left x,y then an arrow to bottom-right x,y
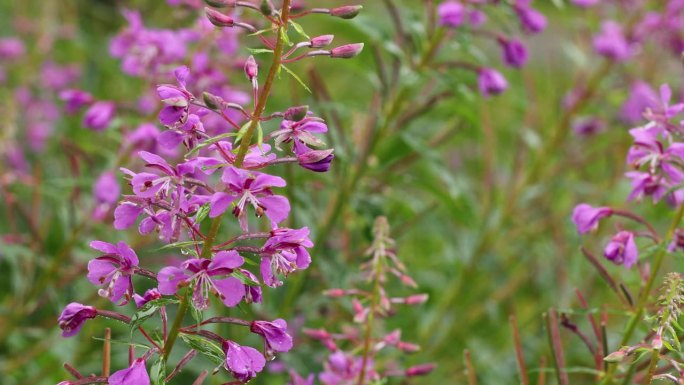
464,349 -> 478,385
643,348 -> 660,385
356,257 -> 382,385
102,328 -> 111,377
510,314 -> 530,385
163,294 -> 190,362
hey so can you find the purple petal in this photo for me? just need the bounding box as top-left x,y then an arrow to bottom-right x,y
259,195 -> 290,225
114,204 -> 143,230
157,266 -> 188,295
211,251 -> 245,270
213,277 -> 246,307
158,130 -> 184,149
87,259 -> 116,285
210,192 -> 237,218
89,240 -> 118,254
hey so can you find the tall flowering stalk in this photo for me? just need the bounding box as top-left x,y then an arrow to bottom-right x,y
56,2 -> 363,384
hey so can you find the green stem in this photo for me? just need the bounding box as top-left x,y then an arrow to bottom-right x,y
163,293 -> 190,362
642,349 -> 659,385
356,258 -> 382,385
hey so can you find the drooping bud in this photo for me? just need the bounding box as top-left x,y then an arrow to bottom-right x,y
203,91 -> 223,110
604,348 -> 628,363
323,288 -> 347,297
405,293 -> 429,305
284,105 -> 309,121
205,7 -> 235,27
244,56 -> 258,81
310,35 -> 335,48
397,341 -> 421,353
260,0 -> 274,16
330,43 -> 364,59
330,5 -> 362,19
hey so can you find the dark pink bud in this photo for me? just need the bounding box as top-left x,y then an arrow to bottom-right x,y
406,363 -> 436,377
330,5 -> 363,19
330,43 -> 364,59
284,105 -> 309,121
310,35 -> 335,48
324,288 -> 346,297
58,303 -> 97,337
205,0 -> 236,7
397,341 -> 421,353
297,148 -> 334,173
205,7 -> 234,27
400,274 -> 417,288
244,56 -> 258,80
303,328 -> 330,340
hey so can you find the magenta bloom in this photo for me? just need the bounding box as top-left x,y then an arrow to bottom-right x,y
643,84 -> 684,124
571,204 -> 613,234
498,38 -> 528,68
478,68 -> 508,97
514,0 -> 547,34
157,66 -> 193,127
626,171 -> 671,203
260,227 -> 313,287
593,21 -> 632,61
93,171 -> 121,220
251,319 -> 293,355
83,101 -> 116,131
0,37 -> 26,59
58,303 -> 97,337
133,288 -> 162,308
289,371 -> 315,385
272,117 -> 328,149
158,251 -> 246,309
627,125 -> 684,181
223,340 -> 266,383
621,82 -> 658,124
604,231 -> 638,268
319,351 -> 376,385
437,1 -> 465,28
87,241 -> 139,305
109,358 -> 150,385
571,0 -> 599,7
209,167 -> 290,231
294,140 -> 334,172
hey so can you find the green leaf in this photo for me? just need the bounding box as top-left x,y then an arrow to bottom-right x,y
179,334 -> 225,366
247,48 -> 274,55
150,357 -> 166,385
279,27 -> 292,47
234,121 -> 252,146
257,122 -> 264,150
231,270 -> 260,286
158,241 -> 203,251
185,133 -> 237,158
194,203 -> 211,225
92,337 -> 151,350
130,298 -> 180,335
281,64 -> 311,93
289,20 -> 310,40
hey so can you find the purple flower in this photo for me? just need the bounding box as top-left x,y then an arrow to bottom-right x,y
83,101 -> 116,131
571,204 -> 613,234
478,68 -> 508,97
572,117 -> 605,136
437,1 -> 465,28
109,358 -> 150,385
514,0 -> 547,34
627,125 -> 684,183
272,117 -> 328,149
289,371 -> 315,385
93,171 -> 121,220
604,231 -> 639,268
251,319 -> 293,356
133,288 -> 162,308
498,38 -> 528,68
626,171 -> 671,203
0,37 -> 25,59
209,167 -> 290,231
158,251 -> 246,309
87,241 -> 139,305
59,89 -> 93,114
260,227 -> 313,287
571,0 -> 599,7
643,84 -> 684,124
214,141 -> 276,169
319,351 -> 376,385
621,82 -> 658,124
223,340 -> 266,383
58,303 -> 97,337
294,140 -> 334,172
593,21 -> 632,61
157,66 -> 193,127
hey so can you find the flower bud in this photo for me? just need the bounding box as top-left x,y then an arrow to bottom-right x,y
406,363 -> 436,377
244,55 -> 258,80
477,68 -> 508,97
603,349 -> 627,363
204,0 -> 236,7
330,43 -> 364,59
310,35 -> 335,48
203,91 -> 223,110
405,293 -> 429,305
205,7 -> 234,27
303,328 -> 330,340
397,341 -> 421,353
330,5 -> 363,19
324,288 -> 346,297
284,105 -> 309,121
260,0 -> 274,16
58,303 -> 98,337
652,335 -> 663,350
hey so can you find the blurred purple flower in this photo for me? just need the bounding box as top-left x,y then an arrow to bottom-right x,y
133,288 -> 162,308
60,89 -> 93,114
83,101 -> 116,131
438,1 -> 465,28
604,231 -> 638,268
572,204 -> 613,234
498,37 -> 528,68
478,68 -> 508,97
593,21 -> 633,61
621,81 -> 658,124
514,0 -> 547,34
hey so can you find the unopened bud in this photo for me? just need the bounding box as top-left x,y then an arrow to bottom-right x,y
406,363 -> 436,377
652,335 -> 663,350
399,274 -> 417,288
397,341 -> 421,353
310,35 -> 335,48
284,105 -> 309,121
303,328 -> 330,340
260,0 -> 274,16
298,148 -> 334,173
603,349 -> 627,363
204,0 -> 236,7
330,43 -> 364,59
203,91 -> 222,110
244,55 -> 258,81
383,329 -> 401,345
330,5 -> 363,19
324,288 -> 346,297
405,293 -> 429,305
205,7 -> 234,27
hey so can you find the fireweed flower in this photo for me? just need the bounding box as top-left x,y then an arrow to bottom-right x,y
109,358 -> 150,385
157,66 -> 194,127
513,0 -> 547,34
92,171 -> 121,220
58,303 -> 97,337
158,250 -> 246,309
59,89 -> 93,114
260,227 -> 313,287
571,204 -> 613,234
438,1 -> 465,28
627,124 -> 684,179
251,319 -> 293,356
478,68 -> 508,97
621,81 -> 658,124
593,21 -> 633,61
289,371 -> 315,385
293,140 -> 334,173
213,141 -> 276,169
625,171 -> 673,203
87,240 -> 139,305
209,166 -> 290,231
223,340 -> 266,383
643,84 -> 684,125
272,116 -> 328,149
604,231 -> 639,268
319,351 -> 376,385
83,101 -> 116,131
